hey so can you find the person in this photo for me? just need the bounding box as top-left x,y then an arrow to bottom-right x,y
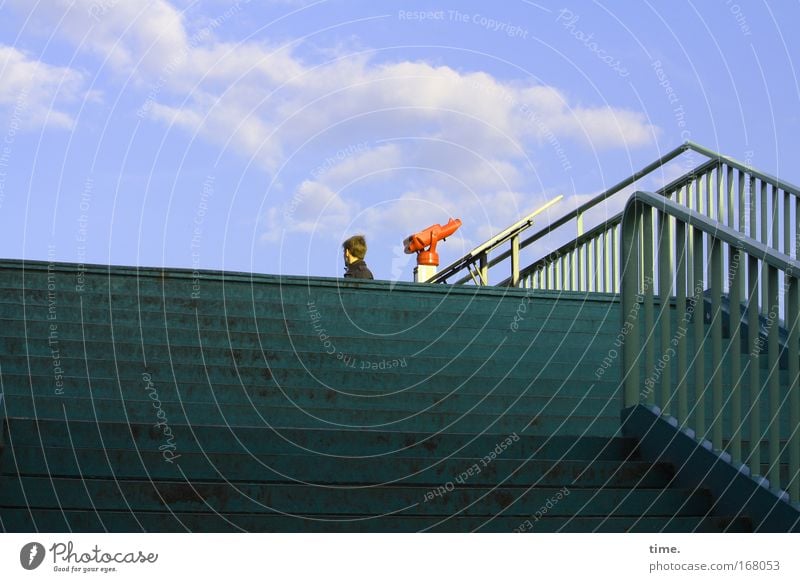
342,234 -> 374,279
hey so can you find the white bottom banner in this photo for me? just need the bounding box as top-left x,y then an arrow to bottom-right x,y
1,533 -> 798,581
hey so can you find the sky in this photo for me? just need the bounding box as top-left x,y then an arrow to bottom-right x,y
1,0 -> 799,282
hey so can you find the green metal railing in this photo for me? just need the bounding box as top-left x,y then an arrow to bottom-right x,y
434,141 -> 800,290
429,196 -> 563,285
621,190 -> 800,503
513,145 -> 800,291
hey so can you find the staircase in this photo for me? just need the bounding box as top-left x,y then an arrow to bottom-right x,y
0,260 -> 751,532
2,141 -> 799,532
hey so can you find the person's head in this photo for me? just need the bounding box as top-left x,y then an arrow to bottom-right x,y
342,235 -> 367,265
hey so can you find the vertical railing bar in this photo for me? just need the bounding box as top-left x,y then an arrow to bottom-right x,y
622,202 -> 641,408
659,209 -> 673,413
767,265 -> 780,486
788,275 -> 800,502
783,190 -> 795,258
794,191 -> 799,259
542,258 -> 548,289
597,231 -> 604,292
614,224 -> 621,294
760,180 -> 769,319
748,173 -> 756,240
729,246 -> 743,463
554,253 -> 561,291
595,233 -> 602,292
761,179 -> 768,247
692,179 -> 706,437
740,170 -> 748,237
571,242 -> 578,291
785,190 -> 793,258
727,164 -> 735,230
711,236 -> 723,449
686,182 -> 695,391
747,255 -> 761,476
561,255 -> 572,291
604,228 -> 611,292
600,228 -> 607,292
676,186 -> 689,422
479,253 -> 489,286
771,183 -> 779,251
510,234 -> 520,287
718,162 -> 725,225
644,206 -> 655,404
706,168 -> 713,219
588,238 -> 595,293
698,170 -> 707,231
552,255 -> 557,290
556,254 -> 562,291
565,253 -> 570,290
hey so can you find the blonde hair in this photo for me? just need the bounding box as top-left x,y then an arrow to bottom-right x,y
342,235 -> 367,259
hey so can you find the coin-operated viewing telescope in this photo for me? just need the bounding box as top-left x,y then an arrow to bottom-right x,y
403,217 -> 462,282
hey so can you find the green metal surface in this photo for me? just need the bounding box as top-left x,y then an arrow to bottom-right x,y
0,257 -> 752,532
4,143 -> 800,531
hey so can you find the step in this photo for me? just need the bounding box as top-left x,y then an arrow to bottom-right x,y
0,314 -> 623,342
0,280 -> 620,319
0,476 -> 713,516
0,335 -> 624,372
2,446 -> 672,488
0,288 -> 621,327
2,418 -> 636,459
1,391 -> 622,422
0,323 -> 622,358
0,372 -> 622,399
0,508 -> 751,533
0,354 -> 623,386
2,396 -> 622,435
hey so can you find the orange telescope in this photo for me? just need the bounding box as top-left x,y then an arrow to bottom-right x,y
403,218 -> 462,266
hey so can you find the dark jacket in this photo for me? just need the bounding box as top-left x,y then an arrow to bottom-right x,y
344,259 -> 374,280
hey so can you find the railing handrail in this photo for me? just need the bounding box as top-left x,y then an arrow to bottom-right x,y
622,190 -> 800,288
517,142 -> 800,278
497,215 -> 623,288
495,153 -> 721,287
437,141 -> 800,287
430,195 -> 563,283
620,189 -> 800,502
445,142 -> 699,285
684,141 -> 800,197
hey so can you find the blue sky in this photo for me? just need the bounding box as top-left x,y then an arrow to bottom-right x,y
1,0 -> 799,281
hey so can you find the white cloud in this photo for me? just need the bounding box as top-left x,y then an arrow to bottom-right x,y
321,143 -> 403,187
9,0 -> 190,79
0,46 -> 87,130
361,188 -> 459,238
7,0 -> 661,246
264,179 -> 352,242
16,0 -> 657,163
